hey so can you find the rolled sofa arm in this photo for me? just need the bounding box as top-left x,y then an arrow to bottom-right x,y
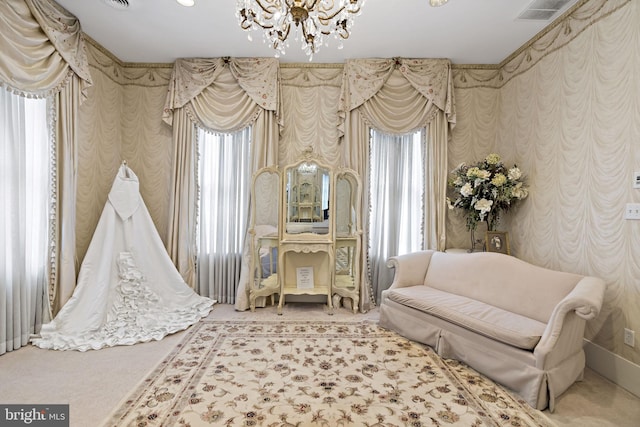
555,276 -> 606,321
535,275 -> 606,359
386,250 -> 435,290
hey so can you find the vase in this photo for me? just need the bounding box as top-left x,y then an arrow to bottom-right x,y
469,228 -> 476,252
469,220 -> 491,252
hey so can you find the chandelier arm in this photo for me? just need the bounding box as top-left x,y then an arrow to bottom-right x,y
251,20 -> 275,30
306,0 -> 321,11
300,20 -> 310,43
253,0 -> 279,16
320,29 -> 349,40
317,6 -> 350,22
239,12 -> 275,30
278,22 -> 291,42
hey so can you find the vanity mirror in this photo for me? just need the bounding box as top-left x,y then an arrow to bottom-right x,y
285,162 -> 331,235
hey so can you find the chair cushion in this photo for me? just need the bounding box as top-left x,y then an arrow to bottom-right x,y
385,286 -> 547,350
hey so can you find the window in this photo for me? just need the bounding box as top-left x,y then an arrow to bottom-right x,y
197,126 -> 252,304
0,90 -> 51,354
368,128 -> 424,303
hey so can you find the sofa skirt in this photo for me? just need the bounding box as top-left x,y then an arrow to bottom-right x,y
379,293 -> 553,409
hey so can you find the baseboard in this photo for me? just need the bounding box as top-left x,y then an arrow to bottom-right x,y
584,339 -> 640,398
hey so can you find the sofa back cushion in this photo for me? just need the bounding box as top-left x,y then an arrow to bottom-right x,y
423,252 -> 582,323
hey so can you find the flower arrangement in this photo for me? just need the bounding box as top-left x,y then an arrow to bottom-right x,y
447,153 -> 528,232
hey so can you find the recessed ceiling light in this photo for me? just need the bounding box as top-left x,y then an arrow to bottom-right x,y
176,0 -> 195,6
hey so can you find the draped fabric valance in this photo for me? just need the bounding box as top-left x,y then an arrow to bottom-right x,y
338,58 -> 456,135
162,57 -> 280,128
187,69 -> 263,133
0,0 -> 92,99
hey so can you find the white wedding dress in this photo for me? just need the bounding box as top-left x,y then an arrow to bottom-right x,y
32,164 -> 214,351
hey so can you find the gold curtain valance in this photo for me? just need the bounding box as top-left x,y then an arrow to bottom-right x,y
337,58 -> 456,135
0,0 -> 92,99
162,57 -> 280,127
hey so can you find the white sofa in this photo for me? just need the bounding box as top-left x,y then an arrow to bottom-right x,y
379,250 -> 606,411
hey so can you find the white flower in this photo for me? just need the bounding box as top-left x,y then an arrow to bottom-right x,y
467,167 -> 491,182
474,198 -> 493,218
508,167 -> 522,181
460,183 -> 473,197
446,197 -> 454,210
477,169 -> 491,180
512,182 -> 528,199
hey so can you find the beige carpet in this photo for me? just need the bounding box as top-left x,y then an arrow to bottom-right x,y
1,303 -> 639,426
104,319 -> 554,427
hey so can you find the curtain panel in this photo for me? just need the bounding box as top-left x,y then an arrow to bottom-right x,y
162,58 -> 280,311
337,58 -> 456,311
0,0 -> 92,317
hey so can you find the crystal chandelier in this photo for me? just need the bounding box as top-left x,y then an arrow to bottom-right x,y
236,0 -> 366,60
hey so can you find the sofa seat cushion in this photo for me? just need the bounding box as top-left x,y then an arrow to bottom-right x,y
384,286 -> 547,350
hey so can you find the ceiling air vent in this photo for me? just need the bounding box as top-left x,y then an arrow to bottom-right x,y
101,0 -> 130,10
518,0 -> 572,21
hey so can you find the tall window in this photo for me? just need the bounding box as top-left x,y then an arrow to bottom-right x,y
197,126 -> 252,304
368,128 -> 425,303
0,90 -> 51,355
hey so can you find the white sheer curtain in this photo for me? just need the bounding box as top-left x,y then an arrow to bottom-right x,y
369,128 -> 425,303
0,89 -> 51,355
197,126 -> 252,304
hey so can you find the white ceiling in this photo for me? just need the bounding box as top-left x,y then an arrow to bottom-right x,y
55,0 -> 579,65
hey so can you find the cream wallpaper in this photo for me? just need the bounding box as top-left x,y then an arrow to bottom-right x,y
76,43 -> 173,263
73,0 -> 638,367
76,46 -> 123,264
451,0 -> 639,364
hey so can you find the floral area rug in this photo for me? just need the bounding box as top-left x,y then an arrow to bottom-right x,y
105,321 -> 555,427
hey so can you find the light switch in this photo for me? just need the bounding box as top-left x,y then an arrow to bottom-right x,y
634,171 -> 640,189
625,203 -> 640,220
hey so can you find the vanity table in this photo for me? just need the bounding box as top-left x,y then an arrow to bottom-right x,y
247,150 -> 362,314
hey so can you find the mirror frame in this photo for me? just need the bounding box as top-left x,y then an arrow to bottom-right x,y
281,156 -> 333,242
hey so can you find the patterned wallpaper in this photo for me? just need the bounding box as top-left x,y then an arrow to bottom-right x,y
451,0 -> 638,364
76,44 -> 173,263
74,0 -> 638,365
